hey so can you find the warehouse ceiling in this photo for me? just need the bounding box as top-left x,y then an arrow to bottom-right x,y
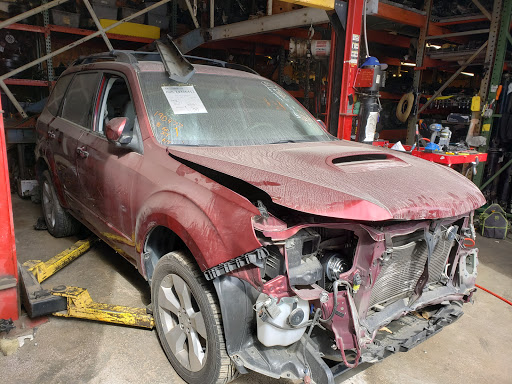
385,0 -> 494,17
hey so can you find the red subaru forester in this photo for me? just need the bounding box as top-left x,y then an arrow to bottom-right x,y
35,49 -> 485,384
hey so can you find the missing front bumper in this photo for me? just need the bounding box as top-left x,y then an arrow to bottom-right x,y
360,301 -> 464,363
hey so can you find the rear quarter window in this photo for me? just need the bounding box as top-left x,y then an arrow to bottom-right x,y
61,72 -> 100,128
46,74 -> 73,116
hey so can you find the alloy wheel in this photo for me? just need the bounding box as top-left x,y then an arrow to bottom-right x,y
158,273 -> 208,372
42,180 -> 56,229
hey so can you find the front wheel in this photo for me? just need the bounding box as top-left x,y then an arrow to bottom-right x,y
151,251 -> 238,384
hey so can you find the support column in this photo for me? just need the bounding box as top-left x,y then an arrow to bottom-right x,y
473,0 -> 509,186
337,0 -> 365,140
406,0 -> 433,145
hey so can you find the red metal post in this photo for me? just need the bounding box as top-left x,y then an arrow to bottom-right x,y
325,27 -> 337,131
337,0 -> 365,140
0,97 -> 19,321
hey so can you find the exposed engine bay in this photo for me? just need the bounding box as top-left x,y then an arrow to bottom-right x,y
210,210 -> 478,383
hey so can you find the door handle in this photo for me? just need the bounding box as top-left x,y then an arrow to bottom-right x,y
77,146 -> 89,158
48,130 -> 56,139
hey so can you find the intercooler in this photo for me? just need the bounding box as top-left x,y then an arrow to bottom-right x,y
369,230 -> 454,308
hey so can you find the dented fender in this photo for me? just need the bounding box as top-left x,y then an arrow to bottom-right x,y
135,189 -> 262,275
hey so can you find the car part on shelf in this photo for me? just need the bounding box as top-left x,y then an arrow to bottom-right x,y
396,92 -> 414,123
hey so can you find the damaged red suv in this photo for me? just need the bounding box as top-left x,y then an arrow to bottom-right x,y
35,47 -> 485,384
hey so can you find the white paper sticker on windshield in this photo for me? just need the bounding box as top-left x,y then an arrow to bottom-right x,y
161,86 -> 207,115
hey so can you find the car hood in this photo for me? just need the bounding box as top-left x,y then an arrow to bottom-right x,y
168,141 -> 485,221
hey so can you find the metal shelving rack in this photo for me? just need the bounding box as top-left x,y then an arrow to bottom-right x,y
473,0 -> 512,187
404,0 -> 506,146
0,0 -> 173,118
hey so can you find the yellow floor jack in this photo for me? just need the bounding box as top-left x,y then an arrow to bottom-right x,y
19,238 -> 154,329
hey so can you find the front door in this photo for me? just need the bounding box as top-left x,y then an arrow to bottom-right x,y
75,72 -> 143,262
49,72 -> 100,210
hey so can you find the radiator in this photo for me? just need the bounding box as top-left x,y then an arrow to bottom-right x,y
369,232 -> 454,308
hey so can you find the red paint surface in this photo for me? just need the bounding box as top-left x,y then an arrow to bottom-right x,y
170,141 -> 486,221
262,275 -> 294,299
354,68 -> 375,88
0,97 -> 18,320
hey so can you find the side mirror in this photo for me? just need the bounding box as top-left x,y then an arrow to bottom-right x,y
317,119 -> 327,130
106,117 -> 128,142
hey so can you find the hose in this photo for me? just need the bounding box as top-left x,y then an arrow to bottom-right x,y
320,280 -> 340,323
476,284 -> 512,306
337,331 -> 362,369
363,0 -> 369,58
302,308 -> 322,377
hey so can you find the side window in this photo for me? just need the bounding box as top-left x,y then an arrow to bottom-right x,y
97,75 -> 137,137
46,74 -> 73,116
61,72 -> 100,128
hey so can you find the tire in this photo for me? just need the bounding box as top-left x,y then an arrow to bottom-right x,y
152,251 -> 238,384
41,170 -> 81,238
396,92 -> 414,123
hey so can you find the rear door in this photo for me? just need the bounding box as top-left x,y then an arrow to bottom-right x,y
75,71 -> 143,262
47,72 -> 100,210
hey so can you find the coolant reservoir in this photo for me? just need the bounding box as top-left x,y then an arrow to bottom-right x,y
255,293 -> 309,347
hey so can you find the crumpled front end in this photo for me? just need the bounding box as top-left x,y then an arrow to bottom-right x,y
209,210 -> 479,383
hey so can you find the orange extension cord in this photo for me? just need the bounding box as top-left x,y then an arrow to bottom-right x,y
476,284 -> 512,306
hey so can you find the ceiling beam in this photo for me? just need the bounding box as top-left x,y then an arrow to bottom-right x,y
376,2 -> 468,43
176,7 -> 329,53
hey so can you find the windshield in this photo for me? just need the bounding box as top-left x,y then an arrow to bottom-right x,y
138,69 -> 333,146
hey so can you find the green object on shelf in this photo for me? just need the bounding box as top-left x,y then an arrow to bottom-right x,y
353,101 -> 360,115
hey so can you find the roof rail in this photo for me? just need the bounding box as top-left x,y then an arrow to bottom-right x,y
71,50 -> 160,66
70,49 -> 259,75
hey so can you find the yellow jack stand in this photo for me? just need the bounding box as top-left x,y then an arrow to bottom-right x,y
20,238 -> 154,329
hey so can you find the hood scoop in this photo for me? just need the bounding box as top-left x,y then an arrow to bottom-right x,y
330,152 -> 409,173
332,153 -> 388,164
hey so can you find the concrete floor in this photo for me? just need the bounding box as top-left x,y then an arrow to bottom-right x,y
2,195 -> 512,384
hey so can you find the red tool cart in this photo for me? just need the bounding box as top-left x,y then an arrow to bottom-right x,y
373,140 -> 487,168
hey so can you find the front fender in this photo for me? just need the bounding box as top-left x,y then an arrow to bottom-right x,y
135,190 -> 262,274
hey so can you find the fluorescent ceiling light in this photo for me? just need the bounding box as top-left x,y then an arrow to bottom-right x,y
426,43 -> 442,49
401,62 -> 416,66
461,72 -> 475,77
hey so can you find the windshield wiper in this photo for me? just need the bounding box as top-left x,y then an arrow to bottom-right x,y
268,139 -> 311,144
169,143 -> 221,147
